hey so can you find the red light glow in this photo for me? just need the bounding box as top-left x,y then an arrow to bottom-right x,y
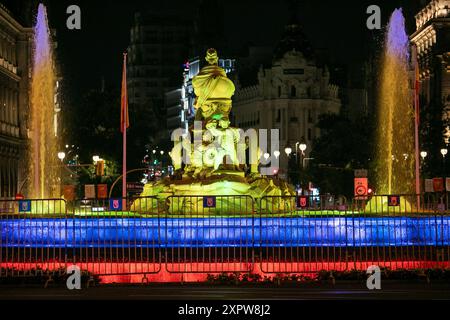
1,261 -> 448,283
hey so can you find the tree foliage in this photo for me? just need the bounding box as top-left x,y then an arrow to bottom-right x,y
307,113 -> 374,198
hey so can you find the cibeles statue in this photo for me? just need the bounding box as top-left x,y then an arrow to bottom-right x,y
140,48 -> 294,215
171,49 -> 242,174
192,48 -> 235,130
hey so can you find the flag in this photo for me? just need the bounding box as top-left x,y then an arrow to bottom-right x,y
120,53 -> 129,132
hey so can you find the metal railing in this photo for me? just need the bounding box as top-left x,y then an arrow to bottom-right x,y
1,194 -> 449,280
163,195 -> 255,273
0,198 -> 68,278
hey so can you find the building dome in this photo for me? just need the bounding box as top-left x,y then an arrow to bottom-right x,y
274,23 -> 313,61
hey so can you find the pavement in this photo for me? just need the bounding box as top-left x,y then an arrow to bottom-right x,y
1,282 -> 450,300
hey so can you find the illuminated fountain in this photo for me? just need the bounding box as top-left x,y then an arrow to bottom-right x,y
370,8 -> 415,212
29,4 -> 59,199
136,49 -> 295,214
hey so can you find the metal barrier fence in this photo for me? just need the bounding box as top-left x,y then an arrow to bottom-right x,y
164,195 -> 255,273
1,194 -> 449,280
68,196 -> 161,276
0,199 -> 67,278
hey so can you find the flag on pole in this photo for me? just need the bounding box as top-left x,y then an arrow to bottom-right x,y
121,53 -> 129,133
413,45 -> 420,125
121,52 -> 128,208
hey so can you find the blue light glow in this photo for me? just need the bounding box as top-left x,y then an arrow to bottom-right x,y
1,217 -> 449,248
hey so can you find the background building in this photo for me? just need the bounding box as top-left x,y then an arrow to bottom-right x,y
127,12 -> 193,117
0,3 -> 32,198
233,17 -> 341,178
411,0 -> 450,178
411,0 -> 450,140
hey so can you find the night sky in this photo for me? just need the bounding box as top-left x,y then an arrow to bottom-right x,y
3,0 -> 426,95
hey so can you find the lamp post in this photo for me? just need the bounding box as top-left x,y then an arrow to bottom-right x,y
299,143 -> 307,167
420,151 -> 427,161
58,152 -> 66,162
57,152 -> 66,195
420,151 -> 427,173
284,147 -> 292,182
297,143 -> 307,192
441,148 -> 448,191
160,150 -> 165,170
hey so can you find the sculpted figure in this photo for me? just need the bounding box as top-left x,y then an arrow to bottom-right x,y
192,48 -> 235,129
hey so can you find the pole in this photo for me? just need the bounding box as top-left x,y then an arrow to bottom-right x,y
443,155 -> 446,194
122,52 -> 128,210
413,45 -> 421,209
122,116 -> 127,207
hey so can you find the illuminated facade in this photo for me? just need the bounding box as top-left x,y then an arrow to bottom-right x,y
233,21 -> 340,178
0,4 -> 32,198
411,0 -> 450,141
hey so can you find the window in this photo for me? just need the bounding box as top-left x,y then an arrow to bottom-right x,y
308,128 -> 312,141
308,109 -> 313,123
291,86 -> 296,97
278,86 -> 281,97
276,109 -> 281,122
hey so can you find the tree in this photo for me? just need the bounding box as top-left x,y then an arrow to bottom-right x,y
65,88 -> 122,166
420,98 -> 448,178
307,113 -> 374,198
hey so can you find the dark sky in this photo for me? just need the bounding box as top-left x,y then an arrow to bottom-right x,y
3,0 -> 426,94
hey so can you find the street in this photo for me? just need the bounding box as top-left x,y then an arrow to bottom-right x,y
1,282 -> 450,300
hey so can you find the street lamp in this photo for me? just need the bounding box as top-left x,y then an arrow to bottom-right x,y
284,147 -> 292,183
420,151 -> 428,160
299,143 -> 307,154
284,147 -> 292,156
263,153 -> 270,161
274,150 -> 280,159
57,152 -> 66,162
92,155 -> 100,163
441,148 -> 448,188
160,150 -> 164,155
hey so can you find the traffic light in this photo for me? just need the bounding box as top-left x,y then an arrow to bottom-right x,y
96,160 -> 105,176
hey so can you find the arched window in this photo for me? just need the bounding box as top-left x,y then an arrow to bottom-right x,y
291,85 -> 296,97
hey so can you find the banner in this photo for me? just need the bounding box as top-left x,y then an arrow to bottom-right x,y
63,185 -> 76,201
97,184 -> 108,199
446,178 -> 450,192
433,178 -> 444,192
424,179 -> 434,193
84,184 -> 96,199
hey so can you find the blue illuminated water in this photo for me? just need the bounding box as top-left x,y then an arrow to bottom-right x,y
1,217 -> 448,248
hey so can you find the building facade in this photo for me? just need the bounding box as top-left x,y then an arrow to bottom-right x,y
127,12 -> 193,115
411,0 -> 450,141
0,4 -> 31,199
233,21 -> 341,178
